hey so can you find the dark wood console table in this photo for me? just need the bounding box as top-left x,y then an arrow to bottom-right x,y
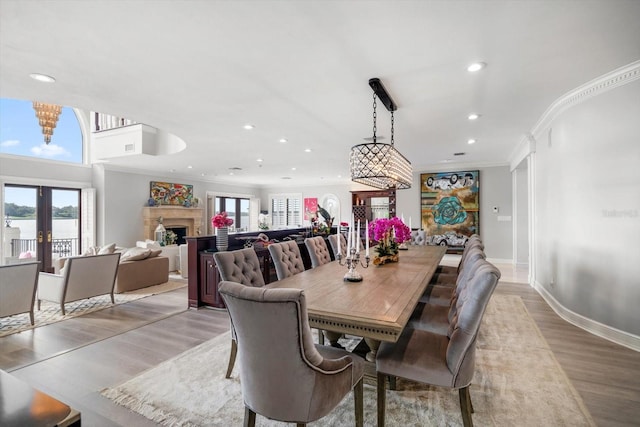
186,229 -> 331,309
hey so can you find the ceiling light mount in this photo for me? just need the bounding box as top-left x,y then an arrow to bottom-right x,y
350,78 -> 412,190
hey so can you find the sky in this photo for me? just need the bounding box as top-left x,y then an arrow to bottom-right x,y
1,98 -> 83,206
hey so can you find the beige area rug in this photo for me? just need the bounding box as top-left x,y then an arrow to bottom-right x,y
102,295 -> 595,426
0,280 -> 187,337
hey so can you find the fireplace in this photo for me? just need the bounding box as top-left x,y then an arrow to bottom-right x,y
166,226 -> 188,245
142,207 -> 204,242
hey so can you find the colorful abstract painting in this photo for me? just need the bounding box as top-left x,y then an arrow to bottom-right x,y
303,197 -> 318,220
420,171 -> 479,247
150,181 -> 194,206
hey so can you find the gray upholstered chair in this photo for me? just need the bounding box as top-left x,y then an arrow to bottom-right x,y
304,236 -> 331,268
37,253 -> 120,315
268,240 -> 305,280
219,281 -> 365,427
0,261 -> 40,325
214,248 -> 265,378
437,235 -> 483,275
327,233 -> 347,259
376,262 -> 501,427
411,230 -> 427,245
422,247 -> 487,304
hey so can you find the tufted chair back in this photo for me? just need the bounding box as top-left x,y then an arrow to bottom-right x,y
268,241 -> 306,280
304,236 -> 332,268
214,248 -> 265,287
327,233 -> 347,258
411,230 -> 427,245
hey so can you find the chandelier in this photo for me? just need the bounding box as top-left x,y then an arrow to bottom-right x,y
350,78 -> 412,190
33,102 -> 62,144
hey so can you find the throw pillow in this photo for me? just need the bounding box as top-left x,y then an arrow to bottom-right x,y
120,247 -> 151,262
147,249 -> 163,258
98,243 -> 117,255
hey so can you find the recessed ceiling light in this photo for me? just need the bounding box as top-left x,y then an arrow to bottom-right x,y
243,124 -> 254,130
291,167 -> 297,171
468,113 -> 480,120
187,165 -> 193,169
229,172 -> 235,176
337,175 -> 342,178
279,138 -> 288,143
304,148 -> 312,153
256,158 -> 263,162
29,73 -> 56,83
467,62 -> 486,72
468,139 -> 477,144
282,177 -> 292,180
201,173 -> 206,176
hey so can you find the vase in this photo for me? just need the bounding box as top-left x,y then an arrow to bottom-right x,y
216,227 -> 229,251
373,241 -> 399,266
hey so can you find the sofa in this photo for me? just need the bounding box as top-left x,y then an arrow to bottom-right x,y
54,245 -> 169,294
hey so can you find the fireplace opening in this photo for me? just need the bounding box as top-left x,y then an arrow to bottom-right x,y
165,226 -> 188,245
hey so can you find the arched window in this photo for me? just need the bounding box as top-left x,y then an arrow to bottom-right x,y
0,98 -> 84,164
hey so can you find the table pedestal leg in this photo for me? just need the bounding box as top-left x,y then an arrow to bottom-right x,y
364,337 -> 380,362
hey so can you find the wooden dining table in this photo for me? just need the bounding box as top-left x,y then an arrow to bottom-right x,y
266,245 -> 446,361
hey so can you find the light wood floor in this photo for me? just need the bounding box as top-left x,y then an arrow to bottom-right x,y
1,264 -> 639,427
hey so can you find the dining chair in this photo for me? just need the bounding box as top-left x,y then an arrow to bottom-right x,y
304,236 -> 344,347
434,237 -> 484,277
411,230 -> 427,245
268,241 -> 305,280
219,280 -> 365,427
376,261 -> 501,427
0,261 -> 40,325
213,248 -> 265,378
304,236 -> 332,268
327,233 -> 347,259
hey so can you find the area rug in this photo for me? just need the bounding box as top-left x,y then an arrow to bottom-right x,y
102,295 -> 595,426
0,280 -> 187,337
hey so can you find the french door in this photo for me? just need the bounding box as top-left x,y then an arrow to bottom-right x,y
4,184 -> 81,272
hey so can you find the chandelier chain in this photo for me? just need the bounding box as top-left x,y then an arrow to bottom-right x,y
390,111 -> 395,146
372,93 -> 377,142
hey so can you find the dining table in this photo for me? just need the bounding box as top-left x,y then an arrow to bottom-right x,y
266,245 -> 447,362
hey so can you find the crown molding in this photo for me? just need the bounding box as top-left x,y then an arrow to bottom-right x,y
509,60 -> 640,166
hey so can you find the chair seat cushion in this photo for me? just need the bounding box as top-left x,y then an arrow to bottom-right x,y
377,328 -> 454,388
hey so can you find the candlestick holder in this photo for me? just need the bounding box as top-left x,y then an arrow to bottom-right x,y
337,247 -> 370,282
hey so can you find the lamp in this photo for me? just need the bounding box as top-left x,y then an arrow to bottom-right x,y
32,102 -> 62,144
350,78 -> 412,190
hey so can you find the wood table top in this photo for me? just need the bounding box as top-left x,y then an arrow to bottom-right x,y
266,245 -> 446,342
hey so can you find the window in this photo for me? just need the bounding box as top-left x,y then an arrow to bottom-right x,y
0,98 -> 84,163
215,196 -> 250,232
270,193 -> 302,228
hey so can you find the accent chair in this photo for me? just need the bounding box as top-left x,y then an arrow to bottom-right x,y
0,261 -> 40,325
213,248 -> 265,378
267,241 -> 305,280
304,236 -> 332,268
219,280 -> 365,427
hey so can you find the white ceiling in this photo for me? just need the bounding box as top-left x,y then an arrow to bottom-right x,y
1,0 -> 639,187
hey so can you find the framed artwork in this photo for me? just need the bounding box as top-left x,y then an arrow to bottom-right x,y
150,181 -> 194,206
420,171 -> 479,247
303,197 -> 318,220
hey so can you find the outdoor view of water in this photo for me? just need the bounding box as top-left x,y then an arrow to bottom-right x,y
8,218 -> 79,239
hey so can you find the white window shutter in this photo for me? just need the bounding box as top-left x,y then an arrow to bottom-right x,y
81,188 -> 96,252
250,198 -> 260,231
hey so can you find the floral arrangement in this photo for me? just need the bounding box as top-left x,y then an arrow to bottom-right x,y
165,230 -> 178,246
368,217 -> 411,263
211,211 -> 234,229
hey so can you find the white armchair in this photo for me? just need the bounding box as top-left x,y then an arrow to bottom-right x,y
0,261 -> 40,325
37,253 -> 120,315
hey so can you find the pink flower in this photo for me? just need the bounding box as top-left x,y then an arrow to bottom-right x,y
211,211 -> 234,228
368,217 -> 411,244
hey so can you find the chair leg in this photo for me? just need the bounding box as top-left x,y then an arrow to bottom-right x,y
296,424 -> 306,427
389,375 -> 397,391
110,292 -> 115,304
243,406 -> 256,427
377,372 -> 386,427
37,299 -> 41,311
29,310 -> 35,326
226,339 -> 237,379
459,386 -> 473,427
354,377 -> 363,427
61,303 -> 66,316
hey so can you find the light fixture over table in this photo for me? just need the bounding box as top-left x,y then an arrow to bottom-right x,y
33,102 -> 62,144
350,78 -> 412,190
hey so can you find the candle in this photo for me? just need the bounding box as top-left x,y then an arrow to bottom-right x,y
365,219 -> 370,256
337,225 -> 341,256
409,216 -> 412,231
351,213 -> 355,251
347,220 -> 352,254
356,220 -> 360,253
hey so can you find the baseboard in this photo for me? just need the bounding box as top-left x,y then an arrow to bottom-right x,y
486,258 -> 513,265
533,281 -> 640,352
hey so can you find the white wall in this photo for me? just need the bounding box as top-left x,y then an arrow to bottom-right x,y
515,164 -> 529,265
534,78 -> 640,337
397,166 -> 513,261
100,167 -> 260,247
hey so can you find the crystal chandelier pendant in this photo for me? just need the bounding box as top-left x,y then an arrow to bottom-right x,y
33,102 -> 63,144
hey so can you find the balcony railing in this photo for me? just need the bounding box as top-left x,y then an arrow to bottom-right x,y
94,112 -> 137,132
11,238 -> 80,258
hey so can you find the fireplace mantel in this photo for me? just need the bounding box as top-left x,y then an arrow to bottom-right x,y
142,207 -> 204,241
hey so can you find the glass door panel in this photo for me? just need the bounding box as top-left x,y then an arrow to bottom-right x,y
51,189 -> 80,264
3,186 -> 39,265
